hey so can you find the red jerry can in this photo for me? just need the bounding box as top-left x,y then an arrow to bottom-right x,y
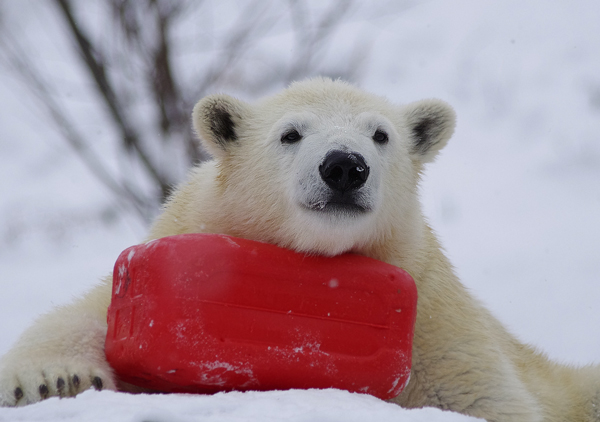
105,233 -> 417,400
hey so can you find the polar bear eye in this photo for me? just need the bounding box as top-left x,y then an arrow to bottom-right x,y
372,129 -> 389,144
281,129 -> 302,144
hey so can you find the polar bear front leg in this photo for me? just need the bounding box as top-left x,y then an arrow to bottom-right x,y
0,280 -> 116,406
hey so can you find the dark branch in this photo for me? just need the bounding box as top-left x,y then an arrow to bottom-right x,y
0,32 -> 154,220
54,0 -> 172,202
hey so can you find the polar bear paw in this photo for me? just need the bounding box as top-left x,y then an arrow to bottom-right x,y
0,358 -> 117,406
0,356 -> 117,407
0,311 -> 117,407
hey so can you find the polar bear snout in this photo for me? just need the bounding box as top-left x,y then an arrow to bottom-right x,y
319,150 -> 370,193
299,149 -> 375,216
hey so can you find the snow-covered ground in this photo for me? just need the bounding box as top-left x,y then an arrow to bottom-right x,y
0,0 -> 599,420
0,389 -> 483,422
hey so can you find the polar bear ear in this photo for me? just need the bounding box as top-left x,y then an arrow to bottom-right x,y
192,94 -> 250,157
404,99 -> 456,163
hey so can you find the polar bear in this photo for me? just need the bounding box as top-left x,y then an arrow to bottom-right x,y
0,78 -> 598,421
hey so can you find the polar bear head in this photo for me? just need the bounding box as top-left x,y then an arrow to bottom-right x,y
192,78 -> 455,259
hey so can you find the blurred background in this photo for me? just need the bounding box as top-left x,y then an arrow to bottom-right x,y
0,0 -> 599,366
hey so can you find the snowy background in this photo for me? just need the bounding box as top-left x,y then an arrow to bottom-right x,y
0,0 -> 599,421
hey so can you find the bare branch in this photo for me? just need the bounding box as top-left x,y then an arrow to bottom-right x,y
54,0 -> 172,202
0,32 -> 154,220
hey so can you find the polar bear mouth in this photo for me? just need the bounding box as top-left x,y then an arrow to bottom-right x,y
303,197 -> 371,216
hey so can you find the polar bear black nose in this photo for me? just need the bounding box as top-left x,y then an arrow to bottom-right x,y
319,150 -> 370,192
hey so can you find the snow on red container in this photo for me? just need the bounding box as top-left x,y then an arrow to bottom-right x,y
105,233 -> 417,400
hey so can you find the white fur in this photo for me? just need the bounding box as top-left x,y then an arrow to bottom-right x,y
1,78 -> 599,421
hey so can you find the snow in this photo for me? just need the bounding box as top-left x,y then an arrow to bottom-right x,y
0,389 -> 481,422
0,0 -> 599,421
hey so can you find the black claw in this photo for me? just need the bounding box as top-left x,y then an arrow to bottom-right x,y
92,376 -> 103,391
57,377 -> 65,394
72,374 -> 80,390
39,384 -> 49,399
14,387 -> 23,402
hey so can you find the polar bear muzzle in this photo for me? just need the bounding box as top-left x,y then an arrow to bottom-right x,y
319,150 -> 370,193
311,150 -> 372,215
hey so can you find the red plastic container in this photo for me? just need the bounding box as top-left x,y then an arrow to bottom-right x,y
105,234 -> 417,400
